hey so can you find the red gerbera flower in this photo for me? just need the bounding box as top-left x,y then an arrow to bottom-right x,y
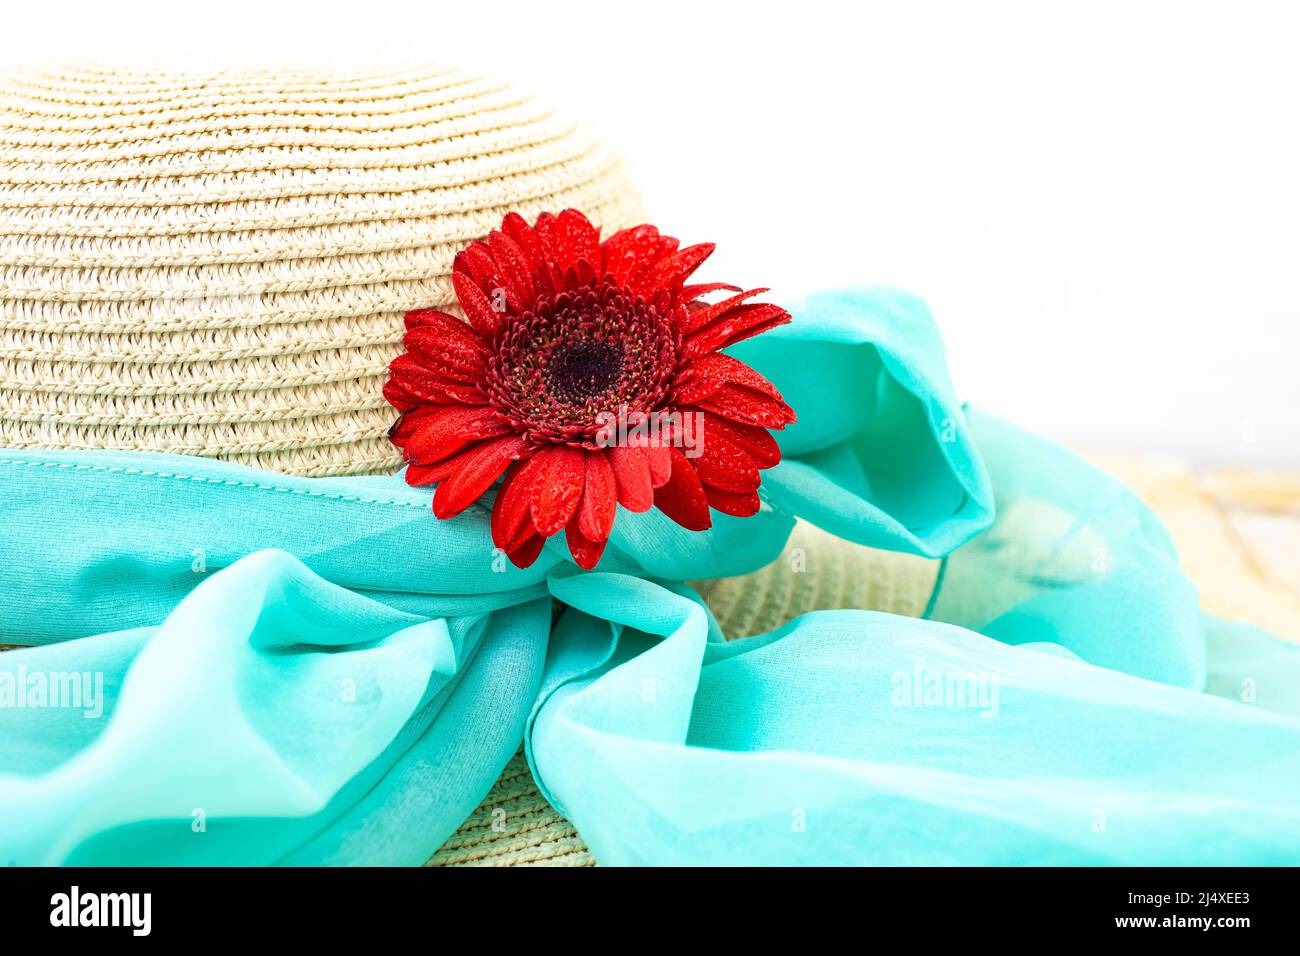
384,208 -> 795,570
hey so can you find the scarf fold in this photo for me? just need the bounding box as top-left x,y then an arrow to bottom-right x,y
2,287 -> 1297,865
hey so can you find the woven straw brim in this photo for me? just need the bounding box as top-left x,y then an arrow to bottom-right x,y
0,62 -> 644,476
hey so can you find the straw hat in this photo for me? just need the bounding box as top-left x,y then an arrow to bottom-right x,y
0,57 -> 956,868
0,59 -> 649,865
7,62 -> 1286,868
0,60 -> 944,866
0,62 -> 643,476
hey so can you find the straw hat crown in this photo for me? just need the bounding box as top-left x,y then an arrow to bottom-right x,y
0,62 -> 643,476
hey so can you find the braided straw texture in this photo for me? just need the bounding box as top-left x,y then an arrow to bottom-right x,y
0,62 -> 644,476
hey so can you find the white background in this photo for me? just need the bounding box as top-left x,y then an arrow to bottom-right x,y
5,1 -> 1298,466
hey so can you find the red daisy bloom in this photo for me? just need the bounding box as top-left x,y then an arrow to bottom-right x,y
384,209 -> 796,570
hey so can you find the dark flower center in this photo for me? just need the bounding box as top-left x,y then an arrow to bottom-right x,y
486,280 -> 679,445
545,339 -> 625,405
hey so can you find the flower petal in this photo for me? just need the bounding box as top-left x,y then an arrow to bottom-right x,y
670,377 -> 726,407
681,288 -> 768,335
565,521 -> 608,571
578,450 -> 618,544
701,413 -> 782,469
389,402 -> 448,448
693,424 -> 762,493
683,302 -> 791,357
653,448 -> 713,531
452,270 -> 505,340
404,308 -> 468,333
694,383 -> 796,429
679,282 -> 742,305
431,433 -> 530,519
703,486 -> 761,518
644,444 -> 672,489
382,376 -> 424,413
532,211 -> 558,259
492,457 -> 543,553
601,224 -> 665,286
487,229 -> 536,304
457,241 -> 526,314
502,211 -> 543,269
529,445 -> 587,537
404,326 -> 489,382
562,258 -> 599,292
609,444 -> 654,513
633,243 -> 714,299
552,208 -> 602,275
506,533 -> 547,569
455,243 -> 499,289
389,354 -> 488,405
674,351 -> 786,405
404,405 -> 512,465
404,462 -> 445,486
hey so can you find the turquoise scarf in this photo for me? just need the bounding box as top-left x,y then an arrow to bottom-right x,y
3,287 -> 1298,865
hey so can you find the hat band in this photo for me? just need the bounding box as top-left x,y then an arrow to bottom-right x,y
2,287 -> 1298,864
